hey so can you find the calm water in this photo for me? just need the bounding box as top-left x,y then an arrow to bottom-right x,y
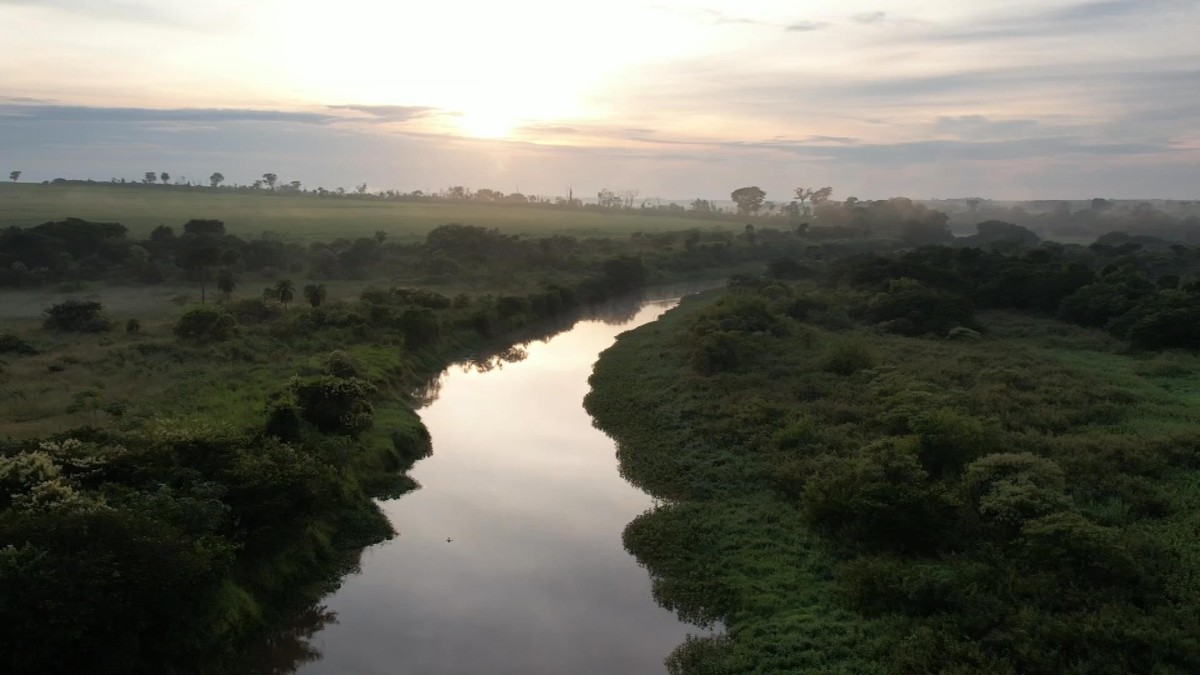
291,296 -> 696,675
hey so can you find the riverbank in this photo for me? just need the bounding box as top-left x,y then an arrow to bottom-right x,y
585,281 -> 1200,673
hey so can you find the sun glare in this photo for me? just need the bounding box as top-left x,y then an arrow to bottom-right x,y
455,112 -> 518,139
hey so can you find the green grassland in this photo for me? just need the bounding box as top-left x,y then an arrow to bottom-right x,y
0,183 -> 730,242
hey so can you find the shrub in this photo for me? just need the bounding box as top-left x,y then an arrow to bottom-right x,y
173,306 -> 238,343
225,298 -> 282,324
125,318 -> 141,334
822,341 -> 875,375
323,350 -> 361,378
947,326 -> 982,341
0,333 -> 38,355
286,376 -> 375,437
42,300 -> 112,332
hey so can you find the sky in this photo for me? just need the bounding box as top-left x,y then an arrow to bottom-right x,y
1,0 -> 1198,200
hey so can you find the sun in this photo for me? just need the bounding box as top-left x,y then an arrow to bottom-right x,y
455,111 -> 517,139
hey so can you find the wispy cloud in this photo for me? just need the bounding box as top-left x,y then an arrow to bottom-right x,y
0,0 -> 232,30
927,0 -> 1193,41
0,104 -> 337,125
327,105 -> 441,122
852,11 -> 888,25
785,21 -> 831,32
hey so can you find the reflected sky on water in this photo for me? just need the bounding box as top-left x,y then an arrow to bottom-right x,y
293,297 -> 697,675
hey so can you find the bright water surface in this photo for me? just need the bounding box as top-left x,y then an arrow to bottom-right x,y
291,295 -> 697,674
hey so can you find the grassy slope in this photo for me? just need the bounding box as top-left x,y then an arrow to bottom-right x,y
0,183 -> 731,241
586,292 -> 1200,673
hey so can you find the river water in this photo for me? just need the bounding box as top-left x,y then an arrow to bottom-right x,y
288,293 -> 697,674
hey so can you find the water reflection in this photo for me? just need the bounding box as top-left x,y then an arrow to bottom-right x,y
246,283 -> 716,675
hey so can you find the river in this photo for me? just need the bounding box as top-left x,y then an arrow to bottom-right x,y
284,292 -> 699,674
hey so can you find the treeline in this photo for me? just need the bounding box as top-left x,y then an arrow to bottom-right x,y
587,273 -> 1200,673
0,218 -> 810,290
833,232 -> 1200,349
945,198 -> 1200,243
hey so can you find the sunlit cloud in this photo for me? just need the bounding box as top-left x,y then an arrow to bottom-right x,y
0,0 -> 1197,198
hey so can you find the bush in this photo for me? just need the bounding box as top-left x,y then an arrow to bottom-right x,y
822,341 -> 875,375
323,350 -> 361,378
286,376 -> 375,437
173,306 -> 238,343
225,298 -> 282,324
0,333 -> 38,355
125,318 -> 141,334
42,300 -> 112,332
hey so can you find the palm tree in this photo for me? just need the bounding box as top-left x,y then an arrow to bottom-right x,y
273,279 -> 295,312
303,283 -> 327,308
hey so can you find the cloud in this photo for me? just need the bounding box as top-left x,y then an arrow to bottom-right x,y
736,136 -> 1177,165
785,21 -> 831,32
0,0 -> 231,30
933,115 -> 1048,140
0,104 -> 337,125
515,124 -> 581,135
927,0 -> 1193,41
853,11 -> 887,25
327,105 -> 440,122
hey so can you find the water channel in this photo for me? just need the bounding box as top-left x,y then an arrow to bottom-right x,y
287,291 -> 701,674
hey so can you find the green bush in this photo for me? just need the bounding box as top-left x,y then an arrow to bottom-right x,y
173,306 -> 238,343
821,341 -> 875,375
42,300 -> 112,332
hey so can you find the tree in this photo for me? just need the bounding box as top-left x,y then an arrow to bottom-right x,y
9,171 -> 20,182
302,283 -> 326,308
177,220 -> 227,303
209,172 -> 224,188
216,268 -> 236,298
374,230 -> 387,244
355,183 -> 368,195
794,186 -> 833,216
144,172 -> 157,185
159,172 -> 170,185
731,186 -> 766,215
262,173 -> 278,190
273,279 -> 295,311
621,188 -> 640,209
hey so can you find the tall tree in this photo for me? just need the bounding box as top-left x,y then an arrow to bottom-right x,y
209,172 -> 225,188
177,220 -> 227,304
160,172 -> 170,185
793,186 -> 832,216
216,268 -> 237,298
144,171 -> 157,184
273,279 -> 295,312
262,173 -> 278,190
8,170 -> 20,182
731,186 -> 766,215
302,284 -> 327,308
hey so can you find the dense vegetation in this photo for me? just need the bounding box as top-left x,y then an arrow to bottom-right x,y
0,211 -> 811,673
5,189 -> 1200,673
587,246 -> 1200,673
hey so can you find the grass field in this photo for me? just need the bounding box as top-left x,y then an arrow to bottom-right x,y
0,183 -> 732,241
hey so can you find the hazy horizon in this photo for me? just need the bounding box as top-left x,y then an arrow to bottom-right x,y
2,0 -> 1198,201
